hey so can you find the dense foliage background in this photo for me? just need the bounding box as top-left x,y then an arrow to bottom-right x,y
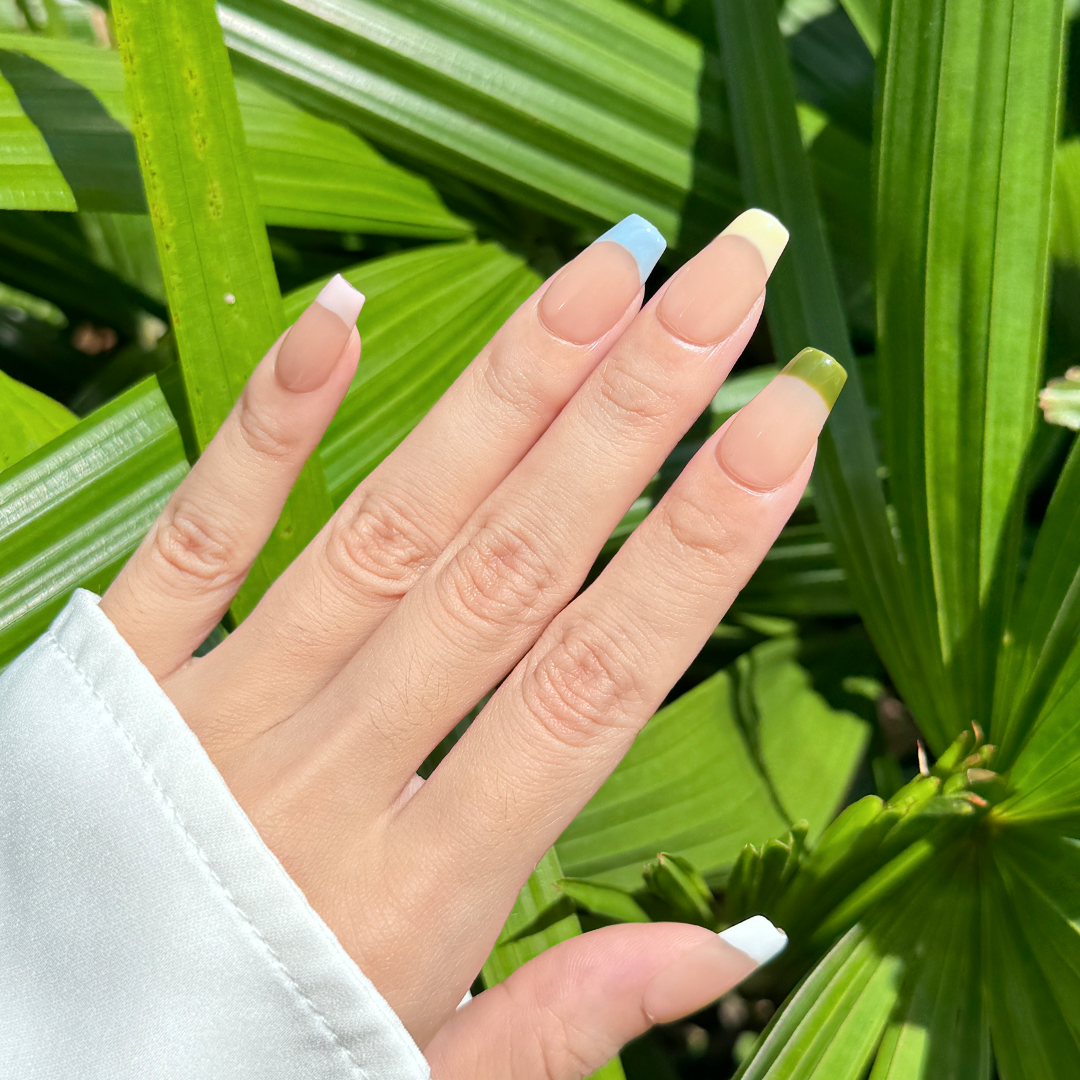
3,0 -> 1080,1077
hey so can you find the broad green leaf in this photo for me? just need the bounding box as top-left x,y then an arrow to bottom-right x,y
0,59 -> 74,209
0,375 -> 189,671
482,848 -> 626,1080
736,636 -> 870,839
713,0 -> 934,747
286,241 -> 540,502
0,240 -> 535,671
556,669 -> 789,888
113,0 -> 333,622
877,0 -> 1064,749
984,830 -> 1080,1078
0,33 -> 469,237
220,0 -> 741,246
0,366 -> 77,468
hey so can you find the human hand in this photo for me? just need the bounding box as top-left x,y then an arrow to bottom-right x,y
99,210 -> 844,1078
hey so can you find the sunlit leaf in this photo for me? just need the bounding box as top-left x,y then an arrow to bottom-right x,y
0,365 -> 77,468
220,0 -> 742,246
0,33 -> 469,237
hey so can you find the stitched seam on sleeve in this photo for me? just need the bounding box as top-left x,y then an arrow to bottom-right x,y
45,631 -> 374,1080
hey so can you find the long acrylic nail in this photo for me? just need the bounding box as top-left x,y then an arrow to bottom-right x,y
642,917 -> 787,1025
275,273 -> 365,392
539,213 -> 667,345
657,209 -> 789,346
717,348 -> 847,490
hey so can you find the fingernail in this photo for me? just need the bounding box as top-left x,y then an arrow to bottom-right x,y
717,348 -> 847,490
657,209 -> 788,346
538,214 -> 666,345
275,273 -> 365,392
718,915 -> 789,964
642,917 -> 786,1025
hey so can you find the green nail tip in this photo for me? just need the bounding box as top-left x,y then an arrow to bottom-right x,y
782,347 -> 848,408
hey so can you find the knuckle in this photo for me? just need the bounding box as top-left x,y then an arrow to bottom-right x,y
522,620 -> 643,748
151,501 -> 244,590
234,385 -> 298,461
441,519 -> 559,628
658,490 -> 752,581
324,492 -> 440,602
481,338 -> 549,422
595,361 -> 677,434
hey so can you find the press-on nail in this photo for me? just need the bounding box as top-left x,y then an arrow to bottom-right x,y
657,211 -> 788,346
592,213 -> 668,285
315,273 -> 366,325
275,274 -> 364,393
538,215 -> 663,344
717,348 -> 847,490
719,915 -> 788,965
720,209 -> 790,276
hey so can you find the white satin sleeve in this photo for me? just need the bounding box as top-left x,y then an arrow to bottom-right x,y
0,589 -> 430,1080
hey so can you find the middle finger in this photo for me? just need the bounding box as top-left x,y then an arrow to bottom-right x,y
238,210 -> 788,820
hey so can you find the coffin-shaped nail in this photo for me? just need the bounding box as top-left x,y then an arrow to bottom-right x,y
539,214 -> 664,344
657,210 -> 788,345
717,348 -> 847,490
592,213 -> 668,285
275,274 -> 365,392
719,915 -> 789,965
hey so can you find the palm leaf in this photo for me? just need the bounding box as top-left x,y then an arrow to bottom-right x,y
0,32 -> 469,237
220,0 -> 741,246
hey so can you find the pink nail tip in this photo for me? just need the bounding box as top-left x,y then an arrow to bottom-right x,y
315,273 -> 366,325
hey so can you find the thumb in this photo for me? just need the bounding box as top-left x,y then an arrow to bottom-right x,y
424,918 -> 786,1080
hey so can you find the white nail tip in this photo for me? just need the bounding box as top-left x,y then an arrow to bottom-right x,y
718,915 -> 788,966
314,273 -> 366,325
721,208 -> 790,276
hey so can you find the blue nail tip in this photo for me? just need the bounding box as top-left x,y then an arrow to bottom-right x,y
593,213 -> 667,284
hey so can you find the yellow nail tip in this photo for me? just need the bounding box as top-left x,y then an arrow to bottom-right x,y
782,347 -> 848,408
721,209 -> 790,275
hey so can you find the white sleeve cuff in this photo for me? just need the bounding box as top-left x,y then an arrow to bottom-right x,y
0,589 -> 430,1080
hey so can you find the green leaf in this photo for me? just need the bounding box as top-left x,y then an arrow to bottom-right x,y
735,636 -> 870,840
0,366 -> 77,468
0,240 -> 535,672
0,55 -> 74,209
642,852 -> 716,926
0,375 -> 189,672
0,33 -> 469,237
113,0 -> 333,622
1051,139 -> 1080,266
993,438 -> 1080,768
556,878 -> 651,924
220,0 -> 742,245
877,0 -> 1064,748
984,829 -> 1080,1078
482,848 -> 626,1080
713,0 -> 934,748
735,923 -> 903,1079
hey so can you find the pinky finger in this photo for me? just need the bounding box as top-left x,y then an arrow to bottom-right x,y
100,275 -> 364,679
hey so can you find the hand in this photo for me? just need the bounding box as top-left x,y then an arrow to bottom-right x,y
100,210 -> 843,1078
